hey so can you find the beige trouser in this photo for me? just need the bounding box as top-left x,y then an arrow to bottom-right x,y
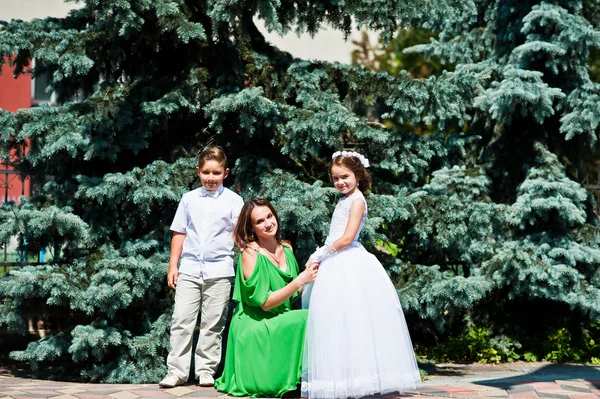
167,273 -> 233,381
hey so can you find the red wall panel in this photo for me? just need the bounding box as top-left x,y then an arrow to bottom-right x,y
0,57 -> 32,112
0,56 -> 32,202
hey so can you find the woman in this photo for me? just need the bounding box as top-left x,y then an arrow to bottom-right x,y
215,198 -> 318,397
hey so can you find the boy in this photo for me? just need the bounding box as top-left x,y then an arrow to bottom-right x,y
160,147 -> 244,388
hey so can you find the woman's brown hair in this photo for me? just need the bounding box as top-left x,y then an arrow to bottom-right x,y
234,198 -> 282,248
330,154 -> 372,194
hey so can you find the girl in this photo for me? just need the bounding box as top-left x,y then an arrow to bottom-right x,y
301,151 -> 421,399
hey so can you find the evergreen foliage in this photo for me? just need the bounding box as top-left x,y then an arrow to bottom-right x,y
0,0 -> 599,380
0,0 -> 477,382
354,0 -> 600,351
398,0 -> 600,345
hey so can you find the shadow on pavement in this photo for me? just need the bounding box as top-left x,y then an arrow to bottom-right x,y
421,363 -> 469,378
475,363 -> 600,389
0,358 -> 35,379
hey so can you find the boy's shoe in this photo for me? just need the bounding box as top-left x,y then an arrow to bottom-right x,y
159,373 -> 185,388
198,373 -> 215,387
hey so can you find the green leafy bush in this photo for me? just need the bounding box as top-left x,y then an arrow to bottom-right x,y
542,328 -> 585,362
420,328 -> 521,364
418,320 -> 600,364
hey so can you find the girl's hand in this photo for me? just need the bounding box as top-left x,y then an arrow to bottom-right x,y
307,245 -> 337,264
306,261 -> 320,271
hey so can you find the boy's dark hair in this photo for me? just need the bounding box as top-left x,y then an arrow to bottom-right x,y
198,147 -> 228,169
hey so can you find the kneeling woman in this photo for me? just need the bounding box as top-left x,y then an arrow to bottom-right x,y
215,198 -> 318,397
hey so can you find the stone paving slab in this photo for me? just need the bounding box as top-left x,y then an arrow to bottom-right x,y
1,362 -> 600,399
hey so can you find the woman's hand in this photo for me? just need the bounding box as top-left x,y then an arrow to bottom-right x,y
260,257 -> 318,311
296,262 -> 318,288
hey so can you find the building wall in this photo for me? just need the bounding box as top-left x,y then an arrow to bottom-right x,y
0,56 -> 32,202
0,57 -> 32,112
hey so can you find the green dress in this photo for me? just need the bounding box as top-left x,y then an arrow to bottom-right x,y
215,247 -> 308,397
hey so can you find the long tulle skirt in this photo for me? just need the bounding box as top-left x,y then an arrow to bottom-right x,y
301,244 -> 421,399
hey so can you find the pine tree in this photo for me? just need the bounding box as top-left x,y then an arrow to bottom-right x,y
0,0 -> 477,382
346,0 -> 600,348
397,0 -> 600,343
2,0 -> 600,378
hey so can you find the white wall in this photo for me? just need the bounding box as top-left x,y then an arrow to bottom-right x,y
0,0 -> 371,63
0,0 -> 78,21
256,20 -> 362,64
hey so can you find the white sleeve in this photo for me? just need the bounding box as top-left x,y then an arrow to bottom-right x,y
231,194 -> 244,228
170,197 -> 187,233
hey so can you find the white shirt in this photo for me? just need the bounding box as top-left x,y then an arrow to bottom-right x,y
170,185 -> 244,279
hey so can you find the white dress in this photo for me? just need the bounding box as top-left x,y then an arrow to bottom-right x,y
301,190 -> 421,399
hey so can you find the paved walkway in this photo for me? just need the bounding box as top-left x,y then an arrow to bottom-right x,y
417,362 -> 600,398
0,362 -> 599,399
